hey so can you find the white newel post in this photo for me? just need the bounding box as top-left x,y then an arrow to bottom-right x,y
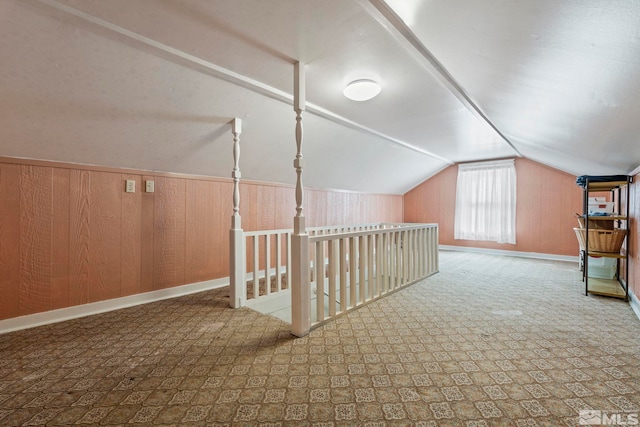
229,118 -> 246,308
291,62 -> 310,337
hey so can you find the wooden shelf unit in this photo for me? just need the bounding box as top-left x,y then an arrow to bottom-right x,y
580,177 -> 632,300
583,215 -> 627,221
586,277 -> 628,298
586,251 -> 626,259
584,181 -> 629,191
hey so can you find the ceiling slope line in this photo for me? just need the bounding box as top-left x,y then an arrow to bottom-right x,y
34,0 -> 450,164
362,0 -> 524,158
305,103 -> 454,163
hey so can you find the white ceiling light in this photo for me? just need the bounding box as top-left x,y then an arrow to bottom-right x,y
343,79 -> 381,101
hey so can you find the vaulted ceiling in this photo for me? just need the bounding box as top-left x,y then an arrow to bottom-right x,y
1,0 -> 639,193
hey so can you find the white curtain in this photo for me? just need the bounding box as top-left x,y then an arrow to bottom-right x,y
454,159 -> 516,244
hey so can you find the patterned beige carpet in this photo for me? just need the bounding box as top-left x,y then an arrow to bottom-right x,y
0,251 -> 639,426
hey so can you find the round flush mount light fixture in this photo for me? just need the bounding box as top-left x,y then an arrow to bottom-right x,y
343,79 -> 381,101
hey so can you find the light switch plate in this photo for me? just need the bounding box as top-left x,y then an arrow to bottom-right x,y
145,180 -> 155,193
125,180 -> 136,193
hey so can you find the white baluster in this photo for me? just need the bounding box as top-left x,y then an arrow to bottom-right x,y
395,231 -> 401,287
265,234 -> 271,296
427,227 -> 432,276
411,229 -> 416,281
293,66 -> 305,233
291,62 -> 310,337
367,234 -> 375,301
329,239 -> 337,316
376,232 -> 383,297
421,228 -> 427,277
253,236 -> 259,298
286,232 -> 292,290
229,118 -> 245,308
401,230 -> 414,285
275,233 -> 282,292
359,235 -> 366,304
389,232 -> 395,290
340,238 -> 347,313
424,228 -> 438,274
316,241 -> 325,323
383,232 -> 389,294
349,237 -> 357,307
416,228 -> 421,279
435,226 -> 440,274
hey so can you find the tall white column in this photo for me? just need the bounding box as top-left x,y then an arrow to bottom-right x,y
229,118 -> 246,308
291,62 -> 310,337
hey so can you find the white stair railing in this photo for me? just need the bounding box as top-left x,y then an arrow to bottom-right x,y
307,223 -> 438,332
242,229 -> 292,302
237,223 -> 391,307
231,222 -> 438,336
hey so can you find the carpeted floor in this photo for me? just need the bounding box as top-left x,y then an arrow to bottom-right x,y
0,251 -> 639,426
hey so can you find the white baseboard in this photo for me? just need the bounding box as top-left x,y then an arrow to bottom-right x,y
439,245 -> 579,263
630,291 -> 640,322
0,277 -> 230,335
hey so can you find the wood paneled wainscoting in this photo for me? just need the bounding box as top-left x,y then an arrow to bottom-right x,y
0,157 -> 403,327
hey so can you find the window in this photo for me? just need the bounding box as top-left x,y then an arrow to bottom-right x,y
454,159 -> 516,244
